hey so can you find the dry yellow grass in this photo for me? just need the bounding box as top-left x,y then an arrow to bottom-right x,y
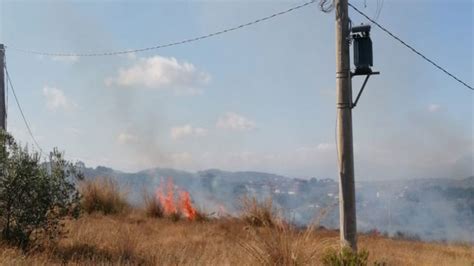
79,177 -> 129,215
143,190 -> 164,218
0,212 -> 472,265
240,196 -> 281,227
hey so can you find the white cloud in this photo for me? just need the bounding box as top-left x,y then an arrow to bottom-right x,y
117,132 -> 139,144
51,55 -> 79,64
317,143 -> 332,151
216,112 -> 256,131
105,55 -> 210,95
295,143 -> 335,157
428,104 -> 440,112
118,52 -> 137,60
42,86 -> 76,111
171,125 -> 208,140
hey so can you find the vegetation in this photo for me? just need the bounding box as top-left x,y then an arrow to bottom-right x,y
79,177 -> 129,215
192,208 -> 209,223
0,138 -> 471,264
240,196 -> 281,227
143,190 -> 164,218
0,212 -> 472,265
239,224 -> 331,265
321,247 -> 370,266
392,231 -> 421,241
0,131 -> 81,250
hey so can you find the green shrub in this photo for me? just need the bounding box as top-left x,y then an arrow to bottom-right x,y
322,247 -> 369,266
0,131 -> 81,249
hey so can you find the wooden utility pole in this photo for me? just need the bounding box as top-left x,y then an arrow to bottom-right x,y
335,0 -> 357,250
0,44 -> 6,131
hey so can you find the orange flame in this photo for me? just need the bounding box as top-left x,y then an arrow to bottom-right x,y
180,191 -> 197,220
156,177 -> 176,215
155,177 -> 197,220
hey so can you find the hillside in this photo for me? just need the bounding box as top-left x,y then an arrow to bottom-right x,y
78,164 -> 474,243
1,213 -> 472,265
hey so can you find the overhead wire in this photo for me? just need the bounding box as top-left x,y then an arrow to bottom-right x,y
348,2 -> 473,91
4,62 -> 44,155
5,0 -> 317,57
1,0 -> 472,167
2,0 -> 320,161
5,0 -> 471,91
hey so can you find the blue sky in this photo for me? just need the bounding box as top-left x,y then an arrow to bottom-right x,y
0,0 -> 472,180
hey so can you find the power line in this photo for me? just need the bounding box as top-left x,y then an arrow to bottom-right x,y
4,64 -> 44,155
348,2 -> 473,91
5,0 -> 317,57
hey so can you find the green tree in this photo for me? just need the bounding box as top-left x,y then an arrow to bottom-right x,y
0,131 -> 81,249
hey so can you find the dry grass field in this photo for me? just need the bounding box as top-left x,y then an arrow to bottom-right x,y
0,178 -> 472,265
0,212 -> 472,265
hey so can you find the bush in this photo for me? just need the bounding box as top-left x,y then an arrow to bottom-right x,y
321,247 -> 369,266
239,225 -> 329,265
79,177 -> 129,215
239,202 -> 336,265
192,209 -> 209,222
0,131 -> 81,249
143,190 -> 209,222
240,196 -> 280,227
143,191 -> 163,218
168,211 -> 182,222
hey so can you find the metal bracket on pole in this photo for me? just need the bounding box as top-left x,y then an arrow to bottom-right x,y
350,71 -> 379,109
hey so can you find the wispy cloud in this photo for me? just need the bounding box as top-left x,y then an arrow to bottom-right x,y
105,55 -> 210,95
118,52 -> 137,60
317,142 -> 333,151
117,132 -> 139,144
42,86 -> 77,111
428,104 -> 440,113
171,125 -> 208,140
216,112 -> 256,131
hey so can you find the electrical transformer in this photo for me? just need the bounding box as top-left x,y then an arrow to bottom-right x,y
352,24 -> 373,75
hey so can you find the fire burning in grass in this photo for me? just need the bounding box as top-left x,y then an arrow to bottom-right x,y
156,177 -> 198,221
180,191 -> 197,220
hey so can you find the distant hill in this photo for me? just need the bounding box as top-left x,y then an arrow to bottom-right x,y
78,164 -> 474,243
